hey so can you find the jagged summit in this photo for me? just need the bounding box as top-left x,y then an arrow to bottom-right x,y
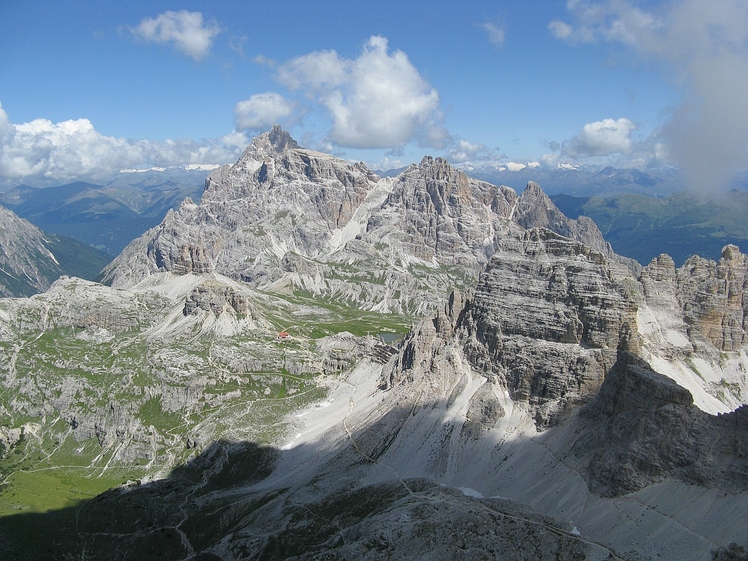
266,124 -> 299,153
514,180 -> 613,257
203,126 -> 375,202
239,124 -> 300,158
105,128 -> 618,314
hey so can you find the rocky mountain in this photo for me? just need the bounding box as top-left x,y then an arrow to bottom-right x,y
0,205 -> 111,296
102,126 -> 615,315
1,128 -> 747,560
573,351 -> 748,497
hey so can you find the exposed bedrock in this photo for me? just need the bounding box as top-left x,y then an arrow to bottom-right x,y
385,227 -> 639,428
573,351 -> 748,497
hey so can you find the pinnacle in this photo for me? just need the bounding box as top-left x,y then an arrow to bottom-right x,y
523,181 -> 544,195
266,125 -> 299,153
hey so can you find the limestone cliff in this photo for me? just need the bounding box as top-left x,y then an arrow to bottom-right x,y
384,227 -> 638,427
102,127 -> 614,315
639,245 -> 748,352
573,351 -> 748,497
676,244 -> 748,351
513,181 -> 613,258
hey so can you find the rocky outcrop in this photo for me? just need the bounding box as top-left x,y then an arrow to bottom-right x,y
638,245 -> 748,352
513,182 -> 613,258
102,128 -> 618,316
676,245 -> 748,351
183,280 -> 253,316
574,351 -> 748,496
7,276 -> 152,333
463,229 -> 638,425
466,228 -> 634,349
384,227 -> 639,427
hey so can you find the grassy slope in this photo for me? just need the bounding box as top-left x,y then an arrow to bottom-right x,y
0,289 -> 411,520
43,233 -> 112,280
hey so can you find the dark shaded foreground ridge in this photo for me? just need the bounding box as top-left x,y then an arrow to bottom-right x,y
0,437 -> 617,561
3,349 -> 748,561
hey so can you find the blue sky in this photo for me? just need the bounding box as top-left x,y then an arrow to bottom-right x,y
1,1 -> 747,191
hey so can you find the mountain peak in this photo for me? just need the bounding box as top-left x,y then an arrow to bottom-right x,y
513,180 -> 613,257
419,155 -> 450,166
266,124 -> 299,153
522,180 -> 545,197
237,126 -> 300,163
413,155 -> 467,184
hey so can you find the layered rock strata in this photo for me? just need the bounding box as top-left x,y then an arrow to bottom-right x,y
385,227 -> 638,427
639,245 -> 748,352
102,127 -> 614,315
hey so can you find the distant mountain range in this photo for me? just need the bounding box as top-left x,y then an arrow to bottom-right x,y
0,205 -> 112,297
458,163 -> 688,197
552,190 -> 748,266
0,174 -> 205,256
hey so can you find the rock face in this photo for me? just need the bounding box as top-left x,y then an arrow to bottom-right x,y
512,181 -> 613,258
677,245 -> 748,351
102,127 -> 612,315
638,245 -> 748,352
0,205 -> 61,296
573,351 -> 748,497
465,229 -> 637,423
183,279 -> 253,316
385,227 -> 638,427
370,156 -> 517,267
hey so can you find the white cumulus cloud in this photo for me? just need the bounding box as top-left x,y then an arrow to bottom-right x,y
553,0 -> 748,191
564,118 -> 637,157
130,10 -> 221,61
447,139 -> 496,163
0,102 -> 242,186
275,36 -> 445,149
234,92 -> 295,131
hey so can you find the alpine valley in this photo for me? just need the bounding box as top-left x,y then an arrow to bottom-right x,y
1,127 -> 747,560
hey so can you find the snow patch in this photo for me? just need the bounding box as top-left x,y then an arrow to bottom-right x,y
281,433 -> 303,451
458,487 -> 484,499
184,164 -> 221,171
328,178 -> 393,253
120,167 -> 167,173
